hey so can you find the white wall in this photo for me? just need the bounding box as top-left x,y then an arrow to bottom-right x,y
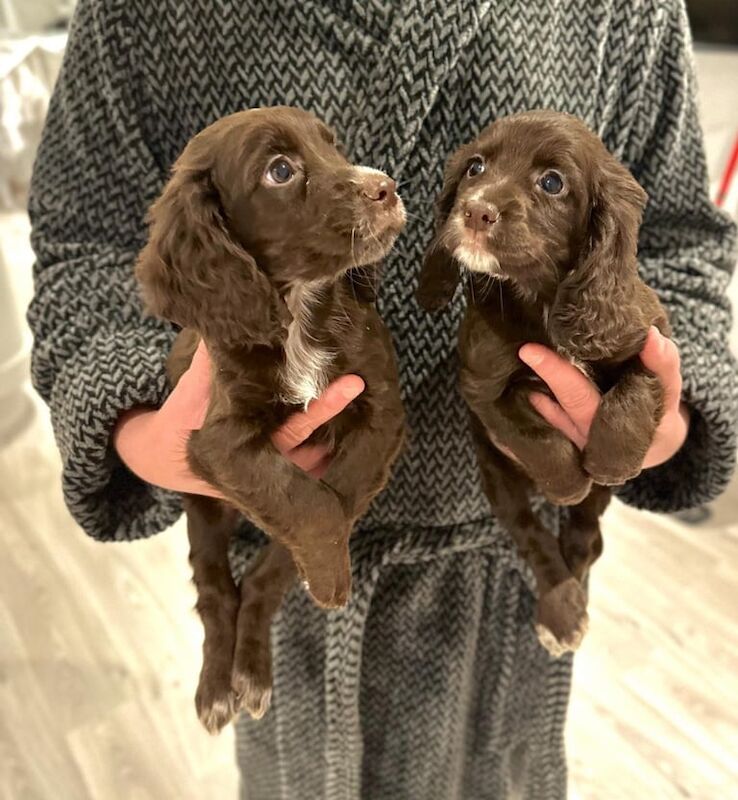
0,0 -> 74,32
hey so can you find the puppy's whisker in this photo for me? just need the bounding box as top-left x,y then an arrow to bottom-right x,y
479,273 -> 494,301
366,224 -> 384,254
350,226 -> 358,269
436,227 -> 456,251
348,268 -> 358,304
350,272 -> 368,285
350,268 -> 374,288
369,226 -> 382,247
396,175 -> 422,190
468,272 -> 477,305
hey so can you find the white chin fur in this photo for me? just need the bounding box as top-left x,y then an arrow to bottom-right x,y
454,245 -> 501,275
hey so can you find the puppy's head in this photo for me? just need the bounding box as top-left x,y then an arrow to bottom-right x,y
417,111 -> 648,353
136,106 -> 406,347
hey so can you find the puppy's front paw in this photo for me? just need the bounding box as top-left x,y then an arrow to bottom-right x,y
195,667 -> 238,734
298,540 -> 352,609
535,578 -> 589,657
583,412 -> 651,486
583,447 -> 643,487
303,570 -> 352,609
538,473 -> 593,506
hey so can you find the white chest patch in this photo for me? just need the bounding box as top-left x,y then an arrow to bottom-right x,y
280,284 -> 334,409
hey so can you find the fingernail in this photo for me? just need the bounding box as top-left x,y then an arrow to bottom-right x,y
519,346 -> 544,366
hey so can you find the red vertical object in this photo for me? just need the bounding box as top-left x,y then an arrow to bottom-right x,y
715,133 -> 738,208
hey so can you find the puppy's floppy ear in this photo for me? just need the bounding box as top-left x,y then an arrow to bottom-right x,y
416,147 -> 469,312
135,165 -> 288,348
549,154 -> 649,360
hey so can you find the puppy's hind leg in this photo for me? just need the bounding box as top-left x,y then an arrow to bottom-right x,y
469,414 -> 588,657
231,541 -> 296,719
185,494 -> 241,734
559,484 -> 611,583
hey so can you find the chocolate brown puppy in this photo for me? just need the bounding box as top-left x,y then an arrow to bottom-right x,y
136,107 -> 406,731
418,110 -> 669,656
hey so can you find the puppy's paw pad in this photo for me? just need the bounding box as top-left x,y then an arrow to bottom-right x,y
535,578 -> 589,657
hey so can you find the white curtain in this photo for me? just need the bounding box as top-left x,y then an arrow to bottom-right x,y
0,0 -> 74,33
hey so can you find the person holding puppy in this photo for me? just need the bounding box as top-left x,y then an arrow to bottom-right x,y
28,0 -> 736,798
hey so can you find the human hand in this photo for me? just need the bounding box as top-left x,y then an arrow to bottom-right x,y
518,326 -> 690,471
113,341 -> 365,496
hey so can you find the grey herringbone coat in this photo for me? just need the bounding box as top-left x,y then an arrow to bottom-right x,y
28,1 -> 737,798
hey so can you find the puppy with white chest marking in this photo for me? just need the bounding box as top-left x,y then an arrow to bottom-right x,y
136,106 -> 406,732
418,110 -> 670,657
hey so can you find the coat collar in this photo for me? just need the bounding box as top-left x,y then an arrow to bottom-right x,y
324,1 -> 493,173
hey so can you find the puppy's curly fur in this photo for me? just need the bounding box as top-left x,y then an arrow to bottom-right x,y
136,107 -> 406,731
418,110 -> 670,655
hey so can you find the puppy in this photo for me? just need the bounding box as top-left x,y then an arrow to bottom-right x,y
136,107 -> 406,731
417,110 -> 669,656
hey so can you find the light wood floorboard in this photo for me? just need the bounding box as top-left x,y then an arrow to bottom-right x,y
0,406 -> 238,800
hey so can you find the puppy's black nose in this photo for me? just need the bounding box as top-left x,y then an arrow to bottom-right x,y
362,175 -> 397,206
464,200 -> 499,231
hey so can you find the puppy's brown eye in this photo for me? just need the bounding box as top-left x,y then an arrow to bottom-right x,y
266,157 -> 295,185
539,171 -> 564,195
467,157 -> 485,178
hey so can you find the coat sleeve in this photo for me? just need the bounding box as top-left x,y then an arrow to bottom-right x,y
27,0 -> 182,540
616,0 -> 738,512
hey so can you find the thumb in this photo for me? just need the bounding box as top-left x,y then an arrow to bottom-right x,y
161,339 -> 212,429
272,374 -> 365,452
639,326 -> 682,412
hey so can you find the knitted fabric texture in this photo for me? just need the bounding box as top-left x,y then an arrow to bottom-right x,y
28,1 -> 737,798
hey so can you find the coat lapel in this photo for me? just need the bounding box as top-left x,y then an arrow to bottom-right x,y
350,1 -> 492,174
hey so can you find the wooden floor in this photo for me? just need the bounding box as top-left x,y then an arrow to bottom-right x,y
567,489 -> 738,800
0,406 -> 238,800
1,399 -> 737,800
